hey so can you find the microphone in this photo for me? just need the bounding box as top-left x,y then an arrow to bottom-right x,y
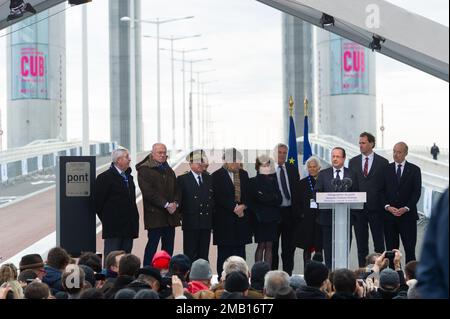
341,178 -> 353,192
331,178 -> 341,192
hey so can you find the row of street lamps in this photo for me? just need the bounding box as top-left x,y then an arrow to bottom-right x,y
121,10 -> 215,155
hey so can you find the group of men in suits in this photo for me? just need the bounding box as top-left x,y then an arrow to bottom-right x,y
95,132 -> 422,274
315,132 -> 422,268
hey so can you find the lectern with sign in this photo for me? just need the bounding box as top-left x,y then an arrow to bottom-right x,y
56,156 -> 96,257
316,192 -> 366,270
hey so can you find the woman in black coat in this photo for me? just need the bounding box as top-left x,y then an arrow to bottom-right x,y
295,156 -> 323,267
248,155 -> 282,265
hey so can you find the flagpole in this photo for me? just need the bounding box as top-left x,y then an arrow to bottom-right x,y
304,97 -> 308,117
289,96 -> 294,117
287,96 -> 299,170
302,96 -> 313,171
302,97 -> 309,177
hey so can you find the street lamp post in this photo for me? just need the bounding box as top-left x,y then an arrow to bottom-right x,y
168,47 -> 207,149
192,90 -> 220,148
122,15 -> 194,144
173,58 -> 212,149
82,4 -> 89,156
193,70 -> 215,147
146,34 -> 201,151
198,81 -> 217,148
188,60 -> 212,149
119,3 -> 137,170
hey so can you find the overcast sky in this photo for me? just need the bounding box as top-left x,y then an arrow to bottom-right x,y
0,0 -> 448,151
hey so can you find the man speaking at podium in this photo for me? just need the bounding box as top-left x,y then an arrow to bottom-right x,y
314,147 -> 356,269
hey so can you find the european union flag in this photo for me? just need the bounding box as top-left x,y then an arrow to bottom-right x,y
303,115 -> 312,164
288,114 -> 299,170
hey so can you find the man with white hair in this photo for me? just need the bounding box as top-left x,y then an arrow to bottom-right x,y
95,148 -> 139,259
263,270 -> 290,298
295,156 -> 323,268
136,143 -> 181,266
222,256 -> 250,280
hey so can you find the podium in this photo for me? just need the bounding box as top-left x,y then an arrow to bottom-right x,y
316,192 -> 366,270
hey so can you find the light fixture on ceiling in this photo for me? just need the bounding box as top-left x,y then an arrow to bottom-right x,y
7,0 -> 36,21
320,13 -> 335,28
369,35 -> 386,52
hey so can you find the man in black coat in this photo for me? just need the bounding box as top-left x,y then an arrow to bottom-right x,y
212,148 -> 252,278
95,149 -> 139,260
177,150 -> 214,262
383,142 -> 421,263
349,132 -> 389,267
315,147 -> 356,269
271,143 -> 301,275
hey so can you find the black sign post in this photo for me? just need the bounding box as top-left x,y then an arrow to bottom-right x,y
56,156 -> 96,257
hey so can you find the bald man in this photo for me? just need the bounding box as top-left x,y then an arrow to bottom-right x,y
136,143 -> 181,266
383,142 -> 422,263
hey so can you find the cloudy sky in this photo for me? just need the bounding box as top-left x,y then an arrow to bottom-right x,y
0,0 -> 448,151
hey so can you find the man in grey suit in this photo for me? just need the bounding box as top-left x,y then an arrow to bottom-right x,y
349,132 -> 389,267
314,147 -> 356,269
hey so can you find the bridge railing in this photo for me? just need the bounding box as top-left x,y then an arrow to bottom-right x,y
0,141 -> 118,184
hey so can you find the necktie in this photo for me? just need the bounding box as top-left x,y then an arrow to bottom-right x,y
279,165 -> 291,200
363,157 -> 369,177
335,169 -> 341,180
233,171 -> 241,203
396,164 -> 402,183
121,172 -> 129,189
197,175 -> 203,186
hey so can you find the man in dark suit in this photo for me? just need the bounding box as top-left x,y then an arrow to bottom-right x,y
383,142 -> 421,263
177,150 -> 214,262
271,143 -> 301,275
212,148 -> 252,278
95,149 -> 139,260
349,132 -> 389,267
315,147 -> 356,269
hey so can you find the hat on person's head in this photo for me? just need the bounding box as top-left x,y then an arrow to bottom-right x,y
189,259 -> 212,281
135,266 -> 162,282
225,271 -> 249,293
19,254 -> 44,271
79,265 -> 95,287
289,275 -> 307,290
250,262 -> 270,291
151,250 -> 171,269
304,261 -> 329,288
169,254 -> 191,274
186,150 -> 206,164
379,268 -> 400,291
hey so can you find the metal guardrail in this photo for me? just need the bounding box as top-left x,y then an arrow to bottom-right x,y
0,141 -> 117,184
0,141 -> 82,164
